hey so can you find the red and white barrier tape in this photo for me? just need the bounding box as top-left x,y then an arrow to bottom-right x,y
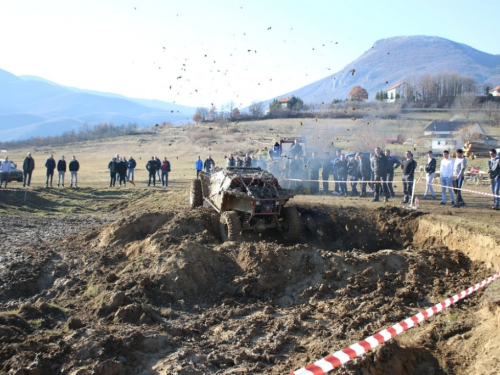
289,271 -> 500,375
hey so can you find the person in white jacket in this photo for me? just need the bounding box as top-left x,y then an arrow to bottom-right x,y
0,156 -> 12,188
439,150 -> 455,206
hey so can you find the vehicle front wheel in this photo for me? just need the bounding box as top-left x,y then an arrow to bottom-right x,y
219,211 -> 242,242
280,206 -> 301,243
189,179 -> 203,209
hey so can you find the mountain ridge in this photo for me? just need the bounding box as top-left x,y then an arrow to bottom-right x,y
272,35 -> 500,104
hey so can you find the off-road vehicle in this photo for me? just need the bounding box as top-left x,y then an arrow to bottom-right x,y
190,167 -> 300,243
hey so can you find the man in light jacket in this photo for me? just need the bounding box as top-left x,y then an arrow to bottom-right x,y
439,150 -> 455,206
0,156 -> 12,188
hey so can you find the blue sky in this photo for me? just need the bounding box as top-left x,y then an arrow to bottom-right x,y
0,0 -> 498,109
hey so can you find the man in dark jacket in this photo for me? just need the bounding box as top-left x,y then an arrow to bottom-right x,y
204,155 -> 215,173
127,156 -> 136,182
161,157 -> 171,187
401,151 -> 417,204
371,147 -> 390,202
356,152 -> 371,197
321,152 -> 333,194
385,150 -> 401,197
69,156 -> 80,188
57,155 -> 66,187
22,152 -> 35,187
423,150 -> 436,199
116,157 -> 127,186
108,157 -> 118,187
146,156 -> 158,187
335,154 -> 348,196
347,156 -> 359,196
45,154 -> 56,188
307,152 -> 322,195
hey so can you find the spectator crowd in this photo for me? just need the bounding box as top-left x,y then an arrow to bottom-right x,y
1,144 -> 499,211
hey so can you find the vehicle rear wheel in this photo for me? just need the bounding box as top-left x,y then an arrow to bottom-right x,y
280,206 -> 301,243
189,179 -> 203,209
219,211 -> 242,242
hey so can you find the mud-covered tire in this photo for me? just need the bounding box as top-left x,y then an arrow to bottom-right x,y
280,206 -> 301,243
189,179 -> 203,209
219,211 -> 242,242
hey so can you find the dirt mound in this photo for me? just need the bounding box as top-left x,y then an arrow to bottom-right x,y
0,204 -> 497,375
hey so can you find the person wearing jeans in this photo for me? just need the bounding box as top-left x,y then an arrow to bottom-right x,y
69,156 -> 79,188
489,149 -> 500,210
439,150 -> 454,206
423,150 -> 436,199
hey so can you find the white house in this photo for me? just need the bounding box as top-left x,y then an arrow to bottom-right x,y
489,85 -> 500,96
387,82 -> 407,103
422,121 -> 485,151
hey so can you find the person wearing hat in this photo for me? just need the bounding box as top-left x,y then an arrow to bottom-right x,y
423,150 -> 436,199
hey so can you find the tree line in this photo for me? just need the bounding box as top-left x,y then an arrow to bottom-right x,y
0,122 -> 140,150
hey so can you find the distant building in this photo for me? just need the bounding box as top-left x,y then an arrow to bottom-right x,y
422,121 -> 486,151
387,82 -> 407,103
489,85 -> 500,97
277,96 -> 294,109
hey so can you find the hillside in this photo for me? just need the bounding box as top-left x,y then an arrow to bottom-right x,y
0,70 -> 196,141
280,35 -> 500,104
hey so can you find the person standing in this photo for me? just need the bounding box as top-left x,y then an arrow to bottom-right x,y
45,154 -> 56,188
204,155 -> 215,173
161,157 -> 171,187
22,152 -> 35,187
347,156 -> 359,196
371,147 -> 390,202
452,149 -> 467,207
226,154 -> 236,167
385,150 -> 401,198
423,150 -> 436,199
57,155 -> 66,187
401,151 -> 417,204
356,152 -> 371,197
307,152 -> 322,195
0,156 -> 12,188
439,150 -> 455,206
155,156 -> 161,181
146,156 -> 157,187
108,157 -> 118,187
195,156 -> 203,177
127,156 -> 136,182
244,153 -> 252,167
289,139 -> 303,159
321,152 -> 333,194
335,154 -> 348,196
332,149 -> 341,195
290,155 -> 302,191
488,149 -> 500,210
69,156 -> 79,188
117,157 -> 127,186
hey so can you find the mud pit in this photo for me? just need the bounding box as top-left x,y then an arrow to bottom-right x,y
0,205 -> 498,375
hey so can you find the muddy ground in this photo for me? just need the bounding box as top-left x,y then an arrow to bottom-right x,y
0,193 -> 499,375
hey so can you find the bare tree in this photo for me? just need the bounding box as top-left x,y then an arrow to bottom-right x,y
249,101 -> 265,118
482,101 -> 499,126
193,107 -> 209,122
452,92 -> 477,121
